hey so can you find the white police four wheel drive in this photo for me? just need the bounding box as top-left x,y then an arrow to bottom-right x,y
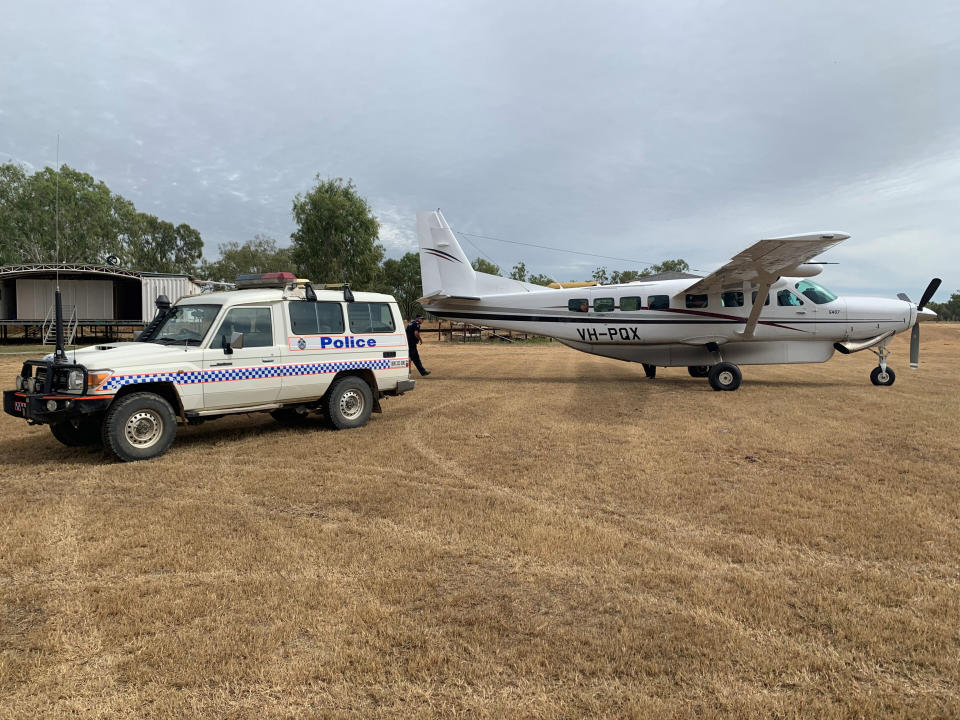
3,273 -> 416,462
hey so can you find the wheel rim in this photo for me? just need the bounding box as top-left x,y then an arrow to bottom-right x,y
877,371 -> 890,383
124,409 -> 164,449
718,370 -> 734,386
339,389 -> 364,420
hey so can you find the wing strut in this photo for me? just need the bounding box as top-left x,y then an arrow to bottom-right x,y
738,277 -> 774,339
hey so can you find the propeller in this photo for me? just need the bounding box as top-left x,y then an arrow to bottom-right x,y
908,278 -> 942,369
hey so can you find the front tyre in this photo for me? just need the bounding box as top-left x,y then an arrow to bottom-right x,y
870,366 -> 896,386
102,392 -> 177,462
708,362 -> 742,391
324,376 -> 373,430
687,365 -> 711,378
50,415 -> 104,447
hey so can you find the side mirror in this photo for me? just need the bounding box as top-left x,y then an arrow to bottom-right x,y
229,331 -> 244,350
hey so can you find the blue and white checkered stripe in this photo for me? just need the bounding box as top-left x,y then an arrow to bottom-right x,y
100,359 -> 392,391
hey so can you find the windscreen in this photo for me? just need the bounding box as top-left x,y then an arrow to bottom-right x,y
151,304 -> 221,345
795,280 -> 838,304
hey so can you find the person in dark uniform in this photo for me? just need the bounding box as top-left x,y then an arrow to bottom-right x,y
405,314 -> 430,376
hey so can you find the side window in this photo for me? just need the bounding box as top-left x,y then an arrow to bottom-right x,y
569,298 -> 589,313
213,307 -> 273,348
777,290 -> 804,307
348,302 -> 396,333
288,301 -> 345,335
620,296 -> 641,312
685,294 -> 708,309
648,295 -> 669,310
593,297 -> 614,313
721,291 -> 744,307
751,290 -> 771,306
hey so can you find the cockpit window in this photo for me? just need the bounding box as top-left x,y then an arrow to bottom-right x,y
795,280 -> 838,304
151,304 -> 221,345
777,290 -> 804,307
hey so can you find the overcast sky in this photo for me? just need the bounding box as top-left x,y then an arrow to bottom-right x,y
2,1 -> 957,297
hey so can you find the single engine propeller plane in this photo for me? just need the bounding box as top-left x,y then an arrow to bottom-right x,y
417,210 -> 941,390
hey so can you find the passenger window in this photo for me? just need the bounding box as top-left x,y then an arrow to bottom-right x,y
348,302 -> 396,333
569,299 -> 589,313
593,297 -> 614,313
620,296 -> 641,312
721,291 -> 744,307
647,295 -> 669,310
685,294 -> 708,309
751,290 -> 771,306
289,301 -> 345,335
777,290 -> 804,307
213,307 -> 273,348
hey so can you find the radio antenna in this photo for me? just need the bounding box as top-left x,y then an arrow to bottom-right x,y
53,134 -> 67,362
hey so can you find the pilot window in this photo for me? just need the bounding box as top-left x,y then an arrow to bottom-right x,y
685,294 -> 708,309
777,290 -> 804,307
289,301 -> 345,335
721,291 -> 744,307
751,290 -> 771,306
214,307 -> 273,348
620,296 -> 641,312
569,299 -> 589,312
795,279 -> 838,304
647,295 -> 669,310
593,297 -> 614,313
348,302 -> 396,333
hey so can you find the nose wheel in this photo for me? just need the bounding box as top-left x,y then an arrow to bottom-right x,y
869,341 -> 896,386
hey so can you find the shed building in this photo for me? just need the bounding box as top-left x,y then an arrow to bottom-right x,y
0,264 -> 206,341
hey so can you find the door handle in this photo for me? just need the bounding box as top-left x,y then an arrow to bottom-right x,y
261,358 -> 275,363
796,310 -> 806,314
211,362 -> 232,367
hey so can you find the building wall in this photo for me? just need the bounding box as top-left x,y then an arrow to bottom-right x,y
140,276 -> 203,322
15,278 -> 114,320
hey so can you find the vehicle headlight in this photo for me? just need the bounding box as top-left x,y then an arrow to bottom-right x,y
24,377 -> 36,393
67,369 -> 85,391
14,376 -> 24,391
87,370 -> 112,390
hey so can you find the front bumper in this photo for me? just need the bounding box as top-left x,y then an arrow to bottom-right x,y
3,390 -> 112,425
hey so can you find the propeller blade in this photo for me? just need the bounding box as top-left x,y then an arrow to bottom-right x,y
917,278 -> 942,311
910,323 -> 920,369
897,292 -> 911,302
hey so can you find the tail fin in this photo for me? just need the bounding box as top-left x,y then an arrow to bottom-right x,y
417,210 -> 477,298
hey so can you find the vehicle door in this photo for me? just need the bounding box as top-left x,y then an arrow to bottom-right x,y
202,305 -> 282,408
345,300 -> 407,370
280,300 -> 347,402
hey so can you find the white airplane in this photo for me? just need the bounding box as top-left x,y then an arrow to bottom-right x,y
416,210 -> 940,390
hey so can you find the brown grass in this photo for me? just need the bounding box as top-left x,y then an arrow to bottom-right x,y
1,327 -> 959,718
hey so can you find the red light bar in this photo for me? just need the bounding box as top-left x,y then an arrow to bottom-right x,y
235,271 -> 297,289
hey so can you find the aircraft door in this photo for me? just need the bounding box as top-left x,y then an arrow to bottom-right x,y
771,287 -> 817,336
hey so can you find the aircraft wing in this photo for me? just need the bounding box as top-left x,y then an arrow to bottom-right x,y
680,232 -> 849,295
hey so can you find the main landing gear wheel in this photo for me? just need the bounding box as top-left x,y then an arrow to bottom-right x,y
642,363 -> 657,379
708,362 -> 742,391
870,366 -> 896,386
687,365 -> 710,378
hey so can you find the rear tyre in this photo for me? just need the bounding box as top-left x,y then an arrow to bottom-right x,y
687,365 -> 711,378
708,362 -> 742,391
642,363 -> 657,379
870,366 -> 896,386
271,408 -> 310,426
50,415 -> 104,447
324,376 -> 373,430
102,392 -> 177,462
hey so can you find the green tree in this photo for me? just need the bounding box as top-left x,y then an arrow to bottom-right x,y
650,259 -> 690,274
471,257 -> 501,275
377,252 -> 423,320
510,261 -> 527,282
290,176 -> 383,289
592,266 -> 609,284
0,162 -> 203,273
928,291 -> 960,321
200,235 -> 293,282
528,272 -> 554,286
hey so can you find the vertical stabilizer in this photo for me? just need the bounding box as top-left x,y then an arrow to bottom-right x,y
417,210 -> 476,298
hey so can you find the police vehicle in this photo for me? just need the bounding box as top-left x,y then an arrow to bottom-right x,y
3,273 -> 415,462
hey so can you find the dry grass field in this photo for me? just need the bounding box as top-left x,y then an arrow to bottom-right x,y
1,326 -> 959,719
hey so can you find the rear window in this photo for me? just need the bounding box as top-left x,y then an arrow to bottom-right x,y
289,302 -> 344,334
348,302 -> 396,333
686,294 -> 708,309
593,297 -> 614,313
620,296 -> 641,312
648,295 -> 669,310
569,299 -> 589,312
721,291 -> 744,307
